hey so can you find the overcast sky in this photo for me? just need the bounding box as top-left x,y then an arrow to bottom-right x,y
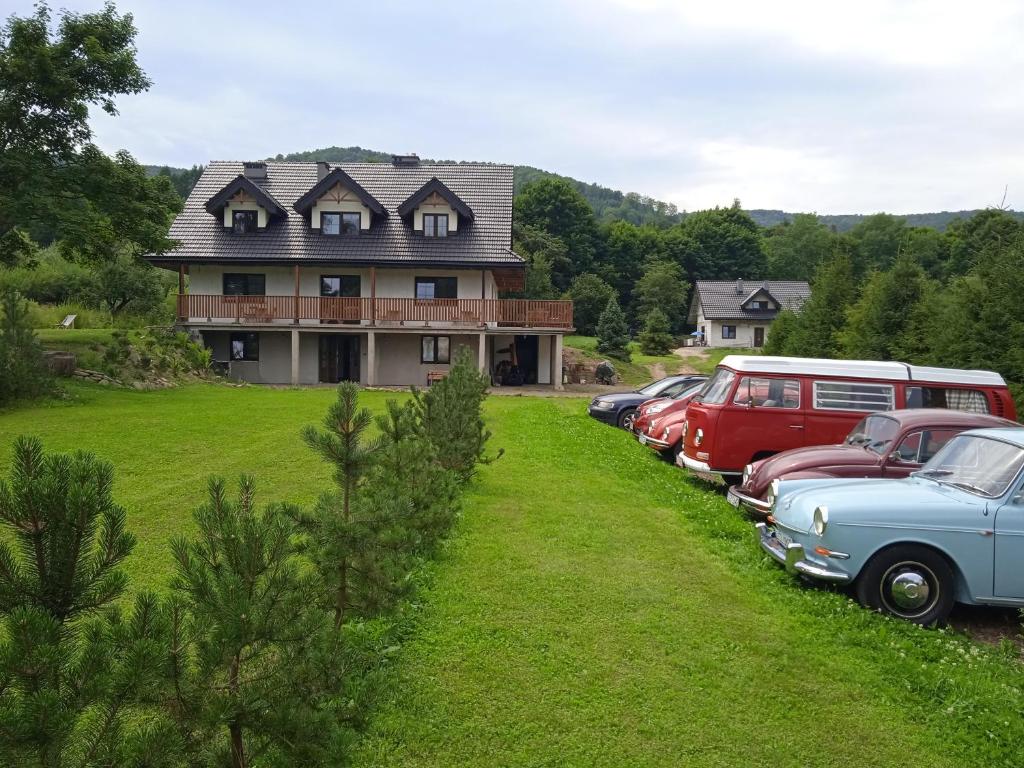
25,0 -> 1024,214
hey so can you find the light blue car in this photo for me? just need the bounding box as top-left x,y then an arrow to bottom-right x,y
758,427 -> 1024,625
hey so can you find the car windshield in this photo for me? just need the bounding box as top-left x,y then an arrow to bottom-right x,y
916,434 -> 1024,497
846,414 -> 900,455
673,382 -> 705,400
695,368 -> 736,405
637,380 -> 668,396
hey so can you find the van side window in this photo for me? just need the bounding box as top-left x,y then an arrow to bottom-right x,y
905,386 -> 989,414
813,381 -> 894,412
733,377 -> 800,408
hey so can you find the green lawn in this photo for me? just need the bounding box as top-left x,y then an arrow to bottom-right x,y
1,384 -> 1022,766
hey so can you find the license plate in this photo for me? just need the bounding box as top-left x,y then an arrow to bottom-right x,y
726,489 -> 740,507
638,434 -> 648,445
775,530 -> 793,549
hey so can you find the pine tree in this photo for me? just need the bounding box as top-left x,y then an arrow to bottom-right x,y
0,436 -> 179,767
780,253 -> 858,358
596,297 -> 631,361
0,289 -> 51,405
637,308 -> 674,355
839,256 -> 928,360
170,476 -> 339,768
413,347 -> 497,482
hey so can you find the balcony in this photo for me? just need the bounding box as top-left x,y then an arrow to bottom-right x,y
177,295 -> 574,330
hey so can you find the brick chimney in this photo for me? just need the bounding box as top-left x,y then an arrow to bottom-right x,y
316,161 -> 330,180
242,161 -> 266,180
736,278 -> 744,294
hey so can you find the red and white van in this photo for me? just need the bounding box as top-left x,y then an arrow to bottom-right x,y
678,356 -> 1017,479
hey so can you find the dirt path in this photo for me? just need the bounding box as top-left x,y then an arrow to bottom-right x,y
669,346 -> 708,375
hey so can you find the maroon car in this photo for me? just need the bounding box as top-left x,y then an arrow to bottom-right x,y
726,408 -> 1017,515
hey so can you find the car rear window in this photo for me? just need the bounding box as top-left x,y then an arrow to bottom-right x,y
813,380 -> 895,412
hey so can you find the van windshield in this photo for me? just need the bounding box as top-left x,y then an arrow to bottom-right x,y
696,368 -> 736,405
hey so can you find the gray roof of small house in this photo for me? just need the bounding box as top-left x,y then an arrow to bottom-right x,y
689,280 -> 811,322
155,161 -> 521,268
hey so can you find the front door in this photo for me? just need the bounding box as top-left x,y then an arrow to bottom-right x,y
994,491 -> 1024,597
753,327 -> 765,347
320,275 -> 361,323
319,335 -> 360,383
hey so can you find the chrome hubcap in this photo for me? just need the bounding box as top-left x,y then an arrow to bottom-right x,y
881,562 -> 937,616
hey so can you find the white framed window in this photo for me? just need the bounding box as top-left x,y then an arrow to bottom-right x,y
733,376 -> 800,409
813,380 -> 895,412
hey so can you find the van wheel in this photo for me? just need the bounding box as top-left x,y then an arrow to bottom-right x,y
855,545 -> 955,626
618,408 -> 637,430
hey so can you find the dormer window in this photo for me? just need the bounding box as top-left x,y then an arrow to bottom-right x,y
423,213 -> 448,238
232,210 -> 259,234
322,212 -> 360,236
749,300 -> 769,310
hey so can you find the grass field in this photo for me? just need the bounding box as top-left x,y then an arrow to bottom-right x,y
2,384 -> 1023,766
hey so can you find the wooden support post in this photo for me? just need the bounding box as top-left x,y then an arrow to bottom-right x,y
178,264 -> 185,320
478,332 -> 487,376
370,267 -> 376,326
553,334 -> 564,391
293,265 -> 300,323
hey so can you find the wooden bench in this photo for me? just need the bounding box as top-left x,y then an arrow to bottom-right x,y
426,371 -> 448,386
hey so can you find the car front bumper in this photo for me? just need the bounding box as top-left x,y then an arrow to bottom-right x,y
757,523 -> 852,584
638,432 -> 672,450
726,486 -> 772,513
587,406 -> 619,426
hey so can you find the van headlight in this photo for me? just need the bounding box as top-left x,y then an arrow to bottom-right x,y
813,506 -> 829,536
694,428 -> 704,446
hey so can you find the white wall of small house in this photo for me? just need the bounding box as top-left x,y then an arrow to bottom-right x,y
222,201 -> 268,228
412,202 -> 459,233
704,319 -> 769,348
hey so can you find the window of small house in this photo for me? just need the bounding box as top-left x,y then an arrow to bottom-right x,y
415,276 -> 457,300
322,212 -> 360,235
223,274 -> 266,296
905,386 -> 989,414
232,209 -> 259,234
230,332 -> 259,361
722,325 -> 737,339
813,380 -> 895,412
423,213 -> 449,238
421,335 -> 451,364
749,300 -> 769,310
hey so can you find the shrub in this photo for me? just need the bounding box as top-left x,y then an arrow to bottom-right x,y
637,307 -> 674,355
596,297 -> 631,361
0,289 -> 51,405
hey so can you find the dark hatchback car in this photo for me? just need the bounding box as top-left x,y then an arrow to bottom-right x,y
588,375 -> 707,429
727,408 -> 1017,514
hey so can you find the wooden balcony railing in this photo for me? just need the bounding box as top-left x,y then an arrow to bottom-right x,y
177,295 -> 574,329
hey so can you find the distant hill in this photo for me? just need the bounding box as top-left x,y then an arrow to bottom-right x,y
147,149 -> 1023,232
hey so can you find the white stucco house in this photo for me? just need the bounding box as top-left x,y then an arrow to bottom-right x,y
687,279 -> 811,348
148,156 -> 573,387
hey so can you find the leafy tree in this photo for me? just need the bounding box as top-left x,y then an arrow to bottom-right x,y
839,256 -> 929,360
637,308 -> 674,355
672,201 -> 766,282
632,259 -> 689,331
594,221 -> 665,302
778,254 -> 858,358
414,347 -> 497,482
170,477 -> 340,768
596,297 -> 631,361
0,3 -> 180,260
512,222 -> 563,300
900,226 -> 950,281
762,308 -> 798,355
301,382 -> 380,628
514,178 -> 598,288
943,208 -> 1023,278
563,273 -> 615,336
0,288 -> 50,405
847,213 -> 908,274
0,436 -> 179,767
764,213 -> 837,280
89,253 -> 167,314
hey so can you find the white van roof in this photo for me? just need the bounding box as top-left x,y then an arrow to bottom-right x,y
718,355 -> 1006,387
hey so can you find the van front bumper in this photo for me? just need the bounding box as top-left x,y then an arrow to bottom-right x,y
757,523 -> 852,584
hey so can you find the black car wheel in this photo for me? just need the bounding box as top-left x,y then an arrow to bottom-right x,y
855,545 -> 955,626
618,408 -> 637,430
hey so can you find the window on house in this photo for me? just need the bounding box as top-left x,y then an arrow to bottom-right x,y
321,211 -> 360,235
230,332 -> 259,361
320,275 -> 361,297
423,213 -> 449,238
232,210 -> 259,234
722,325 -> 737,339
421,335 -> 451,363
748,300 -> 769,310
223,274 -> 266,296
415,276 -> 457,300
905,386 -> 990,414
813,380 -> 895,412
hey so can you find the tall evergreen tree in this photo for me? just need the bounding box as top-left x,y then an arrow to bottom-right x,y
0,288 -> 51,404
839,256 -> 929,360
596,297 -> 631,361
779,253 -> 858,358
637,308 -> 674,355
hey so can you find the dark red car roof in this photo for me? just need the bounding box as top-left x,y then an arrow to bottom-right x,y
874,408 -> 1017,430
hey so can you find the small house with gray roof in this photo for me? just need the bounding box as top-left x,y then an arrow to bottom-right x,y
687,279 -> 811,348
149,156 -> 573,387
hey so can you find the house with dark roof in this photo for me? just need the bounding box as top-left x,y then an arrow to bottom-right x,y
686,279 -> 810,348
149,156 -> 573,387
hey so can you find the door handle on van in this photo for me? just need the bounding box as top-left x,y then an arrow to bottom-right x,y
788,424 -> 804,430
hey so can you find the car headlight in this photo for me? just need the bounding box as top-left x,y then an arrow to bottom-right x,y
742,464 -> 753,486
594,400 -> 614,410
694,428 -> 704,446
768,479 -> 779,507
649,402 -> 669,414
663,427 -> 671,440
813,505 -> 829,536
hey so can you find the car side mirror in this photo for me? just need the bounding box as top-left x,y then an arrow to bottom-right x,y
888,453 -> 904,464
